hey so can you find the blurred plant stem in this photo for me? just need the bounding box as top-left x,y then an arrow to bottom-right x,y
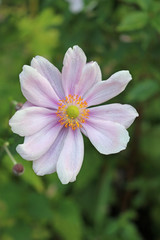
3,142 -> 17,165
29,0 -> 39,17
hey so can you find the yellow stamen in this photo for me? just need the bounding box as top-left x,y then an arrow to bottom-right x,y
56,94 -> 89,130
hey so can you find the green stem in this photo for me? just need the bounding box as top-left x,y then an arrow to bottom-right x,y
3,143 -> 17,165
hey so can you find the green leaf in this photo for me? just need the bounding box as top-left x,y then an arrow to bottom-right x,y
104,212 -> 142,240
74,139 -> 102,191
122,0 -> 151,11
27,192 -> 53,221
0,138 -> 6,147
94,168 -> 115,226
141,126 -> 160,160
126,79 -> 159,103
150,1 -> 160,14
2,154 -> 44,192
20,159 -> 45,193
52,198 -> 83,240
7,222 -> 32,240
31,225 -> 51,240
18,9 -> 62,57
117,11 -> 148,31
151,14 -> 160,33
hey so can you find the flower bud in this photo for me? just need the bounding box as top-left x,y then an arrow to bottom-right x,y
13,163 -> 24,176
12,101 -> 23,111
15,102 -> 23,111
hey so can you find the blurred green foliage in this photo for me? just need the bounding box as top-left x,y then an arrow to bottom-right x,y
0,0 -> 160,239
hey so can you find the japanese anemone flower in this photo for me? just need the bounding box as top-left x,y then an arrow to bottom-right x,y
65,0 -> 84,13
9,45 -> 138,184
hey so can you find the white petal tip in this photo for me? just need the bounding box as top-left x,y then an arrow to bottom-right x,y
34,55 -> 46,61
8,119 -> 12,127
22,65 -> 29,71
57,167 -> 74,185
135,110 -> 139,117
16,144 -> 34,161
9,119 -> 24,137
59,176 -> 70,185
121,70 -> 132,82
33,168 -> 45,176
60,177 -> 76,184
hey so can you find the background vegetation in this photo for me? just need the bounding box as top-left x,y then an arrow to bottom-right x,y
0,0 -> 160,239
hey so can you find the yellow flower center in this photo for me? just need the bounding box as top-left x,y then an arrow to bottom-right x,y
56,94 -> 89,130
66,105 -> 79,119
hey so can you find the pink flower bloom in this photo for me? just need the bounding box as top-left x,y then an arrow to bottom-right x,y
65,0 -> 84,13
9,46 -> 138,184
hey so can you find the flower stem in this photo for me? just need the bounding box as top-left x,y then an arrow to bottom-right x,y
3,142 -> 17,165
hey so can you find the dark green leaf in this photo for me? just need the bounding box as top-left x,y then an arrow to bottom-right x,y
117,12 -> 148,31
126,79 -> 159,102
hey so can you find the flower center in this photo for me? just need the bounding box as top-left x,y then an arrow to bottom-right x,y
66,105 -> 79,119
56,94 -> 89,130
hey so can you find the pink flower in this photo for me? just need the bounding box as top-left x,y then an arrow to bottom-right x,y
65,0 -> 84,13
9,46 -> 138,184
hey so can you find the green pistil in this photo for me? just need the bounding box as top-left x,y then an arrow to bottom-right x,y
66,105 -> 79,119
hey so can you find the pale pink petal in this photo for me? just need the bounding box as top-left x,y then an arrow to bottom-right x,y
89,104 -> 139,129
84,70 -> 132,107
56,128 -> 84,184
20,65 -> 59,109
75,61 -> 102,97
9,107 -> 56,136
82,119 -> 130,154
80,127 -> 88,137
62,45 -> 86,95
66,0 -> 84,13
31,56 -> 64,99
33,127 -> 67,176
16,123 -> 62,160
21,101 -> 33,110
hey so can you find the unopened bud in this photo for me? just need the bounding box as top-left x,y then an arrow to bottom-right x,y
15,102 -> 23,111
13,163 -> 24,176
12,101 -> 23,111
